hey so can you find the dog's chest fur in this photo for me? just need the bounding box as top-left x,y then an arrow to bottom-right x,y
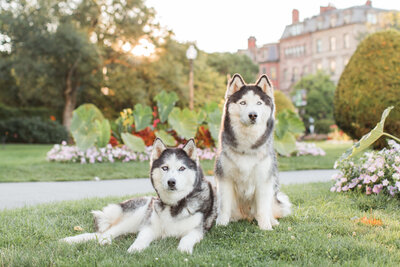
152,201 -> 202,238
222,147 -> 273,200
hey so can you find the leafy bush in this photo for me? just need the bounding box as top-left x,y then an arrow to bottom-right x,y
335,30 -> 400,148
274,109 -> 305,156
0,117 -> 68,143
274,90 -> 295,114
70,104 -> 111,151
314,119 -> 335,134
0,103 -> 57,120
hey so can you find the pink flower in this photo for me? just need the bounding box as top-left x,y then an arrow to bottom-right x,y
330,187 -> 336,192
371,175 -> 379,183
372,184 -> 383,194
377,171 -> 384,177
366,186 -> 372,195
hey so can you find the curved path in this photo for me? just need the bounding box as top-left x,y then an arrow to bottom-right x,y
0,169 -> 337,210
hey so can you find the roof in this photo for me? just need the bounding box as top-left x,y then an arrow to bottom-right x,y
280,5 -> 392,40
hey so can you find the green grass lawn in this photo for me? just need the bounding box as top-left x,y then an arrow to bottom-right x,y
2,182 -> 400,266
0,142 -> 351,183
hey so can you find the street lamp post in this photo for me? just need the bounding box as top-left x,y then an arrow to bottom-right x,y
186,45 -> 197,110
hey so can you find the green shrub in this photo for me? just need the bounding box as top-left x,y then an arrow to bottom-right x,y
0,103 -> 56,120
314,119 -> 335,134
0,117 -> 68,144
335,30 -> 400,148
274,90 -> 295,114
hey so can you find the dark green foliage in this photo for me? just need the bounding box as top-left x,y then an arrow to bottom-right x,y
0,117 -> 68,144
294,72 -> 335,134
207,52 -> 259,83
335,30 -> 400,147
315,119 -> 335,134
0,103 -> 56,120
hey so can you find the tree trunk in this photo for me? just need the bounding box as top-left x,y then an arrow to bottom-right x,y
62,86 -> 77,132
62,58 -> 80,131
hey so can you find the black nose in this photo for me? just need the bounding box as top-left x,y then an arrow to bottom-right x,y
167,179 -> 176,188
249,112 -> 258,120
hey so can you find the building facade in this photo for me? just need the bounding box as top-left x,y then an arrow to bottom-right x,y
239,1 -> 397,93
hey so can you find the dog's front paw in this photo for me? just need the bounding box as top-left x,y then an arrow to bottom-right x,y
127,244 -> 146,253
98,235 -> 112,245
178,243 -> 194,254
271,217 -> 279,227
257,217 -> 273,231
216,215 -> 230,226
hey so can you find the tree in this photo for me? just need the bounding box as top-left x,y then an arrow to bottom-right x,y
335,30 -> 400,147
207,52 -> 259,83
293,71 -> 335,133
0,0 -> 158,130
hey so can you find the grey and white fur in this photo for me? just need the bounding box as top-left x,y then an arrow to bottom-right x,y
60,138 -> 217,254
215,73 -> 292,230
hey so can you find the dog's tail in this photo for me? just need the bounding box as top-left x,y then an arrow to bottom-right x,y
273,191 -> 292,218
91,204 -> 124,233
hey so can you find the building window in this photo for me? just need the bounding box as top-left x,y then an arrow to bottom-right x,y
330,16 -> 337,27
283,69 -> 288,81
367,13 -> 377,24
343,57 -> 349,66
316,62 -> 322,71
302,65 -> 308,76
292,67 -> 299,82
330,59 -> 336,75
270,67 -> 277,80
284,45 -> 305,58
343,33 -> 350,49
344,13 -> 351,24
330,36 -> 336,51
316,39 -> 322,53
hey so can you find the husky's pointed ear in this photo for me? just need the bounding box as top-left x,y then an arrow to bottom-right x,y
182,139 -> 197,162
226,73 -> 245,99
151,138 -> 166,163
256,74 -> 274,98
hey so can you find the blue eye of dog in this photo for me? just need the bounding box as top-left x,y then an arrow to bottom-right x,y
161,166 -> 169,171
178,166 -> 186,171
240,101 -> 246,105
257,101 -> 262,105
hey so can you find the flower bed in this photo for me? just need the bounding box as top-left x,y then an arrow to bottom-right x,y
47,141 -> 217,163
331,140 -> 400,196
295,142 -> 326,156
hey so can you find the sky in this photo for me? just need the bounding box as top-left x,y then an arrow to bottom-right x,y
146,0 -> 400,53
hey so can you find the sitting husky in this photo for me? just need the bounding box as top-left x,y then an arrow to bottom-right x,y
61,138 -> 217,254
215,74 -> 291,230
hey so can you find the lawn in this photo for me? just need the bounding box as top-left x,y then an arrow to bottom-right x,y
1,182 -> 400,266
0,142 -> 351,183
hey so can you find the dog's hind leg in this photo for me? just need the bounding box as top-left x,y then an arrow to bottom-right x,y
60,233 -> 100,244
272,191 -> 292,219
98,199 -> 151,245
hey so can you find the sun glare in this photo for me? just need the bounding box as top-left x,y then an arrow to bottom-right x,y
131,39 -> 155,57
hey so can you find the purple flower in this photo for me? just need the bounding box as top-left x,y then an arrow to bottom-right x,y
372,184 -> 383,194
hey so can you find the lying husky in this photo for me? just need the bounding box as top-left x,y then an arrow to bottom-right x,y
61,138 -> 217,254
215,74 -> 291,230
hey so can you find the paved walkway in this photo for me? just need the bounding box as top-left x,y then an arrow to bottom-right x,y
0,169 -> 337,210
